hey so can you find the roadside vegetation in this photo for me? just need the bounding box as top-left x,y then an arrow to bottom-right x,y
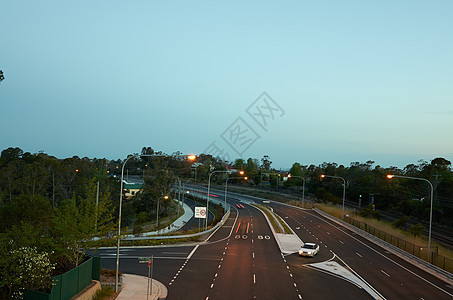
0,146 -> 204,298
315,203 -> 453,260
253,204 -> 292,234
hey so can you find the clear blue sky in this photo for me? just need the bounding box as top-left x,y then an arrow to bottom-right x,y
1,1 -> 452,169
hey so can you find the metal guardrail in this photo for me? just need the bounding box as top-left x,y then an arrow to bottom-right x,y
122,195 -> 231,241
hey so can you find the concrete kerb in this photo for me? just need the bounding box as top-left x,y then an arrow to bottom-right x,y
117,274 -> 168,300
251,204 -> 303,255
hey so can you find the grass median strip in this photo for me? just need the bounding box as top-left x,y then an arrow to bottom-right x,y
253,204 -> 291,234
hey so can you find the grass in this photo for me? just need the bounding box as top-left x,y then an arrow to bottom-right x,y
274,213 -> 293,234
315,203 -> 453,261
253,204 -> 284,234
92,286 -> 115,300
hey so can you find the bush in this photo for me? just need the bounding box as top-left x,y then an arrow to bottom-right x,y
373,210 -> 381,220
392,216 -> 409,229
92,286 -> 114,300
409,223 -> 425,237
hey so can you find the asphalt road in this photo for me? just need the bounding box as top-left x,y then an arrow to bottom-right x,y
92,185 -> 453,299
229,190 -> 453,300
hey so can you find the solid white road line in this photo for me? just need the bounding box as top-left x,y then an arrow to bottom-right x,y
187,245 -> 199,260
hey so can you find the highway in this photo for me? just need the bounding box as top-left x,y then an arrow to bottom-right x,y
92,186 -> 453,299
224,188 -> 453,299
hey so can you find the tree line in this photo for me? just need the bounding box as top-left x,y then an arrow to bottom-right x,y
1,145 -> 451,298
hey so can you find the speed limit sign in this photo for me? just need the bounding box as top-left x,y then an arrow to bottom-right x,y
195,207 -> 207,219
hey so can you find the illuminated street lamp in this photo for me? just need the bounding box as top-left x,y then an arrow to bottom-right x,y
287,174 -> 306,207
321,174 -> 346,220
115,153 -> 196,292
387,174 -> 434,262
225,176 -> 248,210
156,195 -> 169,227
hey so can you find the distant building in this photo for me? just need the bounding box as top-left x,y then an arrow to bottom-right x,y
123,183 -> 143,199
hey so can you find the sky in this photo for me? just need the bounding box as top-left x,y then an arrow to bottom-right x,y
1,1 -> 452,169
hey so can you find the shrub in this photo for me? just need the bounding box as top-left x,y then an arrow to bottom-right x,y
92,286 -> 114,300
409,223 -> 425,237
392,216 -> 408,229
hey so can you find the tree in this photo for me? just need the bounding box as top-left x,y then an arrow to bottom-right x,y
0,243 -> 55,299
52,180 -> 115,268
261,155 -> 272,171
233,159 -> 245,171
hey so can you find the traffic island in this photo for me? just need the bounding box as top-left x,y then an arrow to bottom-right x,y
252,204 -> 303,254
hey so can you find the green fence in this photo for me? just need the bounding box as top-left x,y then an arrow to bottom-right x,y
24,256 -> 101,300
345,217 -> 453,274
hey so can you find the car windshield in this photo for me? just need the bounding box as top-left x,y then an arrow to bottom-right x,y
304,244 -> 316,249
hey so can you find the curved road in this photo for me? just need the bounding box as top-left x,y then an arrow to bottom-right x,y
92,186 -> 453,299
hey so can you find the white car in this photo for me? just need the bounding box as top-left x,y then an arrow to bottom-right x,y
298,243 -> 319,257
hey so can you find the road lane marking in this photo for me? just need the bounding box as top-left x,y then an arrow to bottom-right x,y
247,222 -> 250,233
187,245 -> 199,260
327,231 -> 330,235
356,252 -> 362,258
236,222 -> 241,233
339,240 -> 344,244
381,270 -> 390,277
253,274 -> 256,284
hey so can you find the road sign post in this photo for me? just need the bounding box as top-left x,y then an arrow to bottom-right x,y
195,207 -> 207,232
138,256 -> 153,299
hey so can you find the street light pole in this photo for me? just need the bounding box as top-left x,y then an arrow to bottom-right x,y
321,174 -> 346,220
207,170 -> 228,230
288,174 -> 305,207
156,195 -> 169,228
387,174 -> 434,262
115,153 -> 196,292
206,170 -> 243,230
225,176 -> 248,211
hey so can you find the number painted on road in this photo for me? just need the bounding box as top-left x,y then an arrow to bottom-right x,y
258,235 -> 263,240
242,235 -> 248,239
235,235 -> 241,239
265,235 -> 271,240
